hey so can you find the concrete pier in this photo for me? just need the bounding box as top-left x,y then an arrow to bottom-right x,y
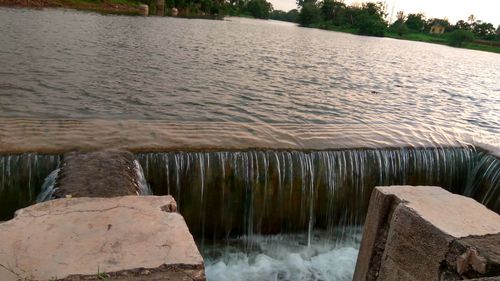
0,196 -> 205,280
53,150 -> 147,199
354,186 -> 500,281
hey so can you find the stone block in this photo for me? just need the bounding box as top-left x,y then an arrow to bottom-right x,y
0,196 -> 204,281
354,186 -> 500,281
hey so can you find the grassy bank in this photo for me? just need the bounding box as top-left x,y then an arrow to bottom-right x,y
385,32 -> 500,54
0,0 -> 146,15
307,21 -> 500,54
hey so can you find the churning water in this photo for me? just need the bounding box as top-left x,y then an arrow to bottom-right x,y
0,7 -> 499,281
203,230 -> 361,281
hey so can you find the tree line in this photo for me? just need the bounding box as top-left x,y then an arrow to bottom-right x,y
268,0 -> 500,46
160,0 -> 274,18
389,12 -> 499,45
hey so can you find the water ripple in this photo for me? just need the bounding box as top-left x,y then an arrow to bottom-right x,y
0,8 -> 499,151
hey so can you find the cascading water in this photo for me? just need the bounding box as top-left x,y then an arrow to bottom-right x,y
464,151 -> 500,211
0,154 -> 60,219
134,159 -> 153,196
35,168 -> 60,202
136,147 -> 493,239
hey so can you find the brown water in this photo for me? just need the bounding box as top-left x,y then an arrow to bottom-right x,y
0,8 -> 499,153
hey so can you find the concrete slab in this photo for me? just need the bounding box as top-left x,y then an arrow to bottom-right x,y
376,185 -> 500,237
354,186 -> 500,281
0,196 -> 204,281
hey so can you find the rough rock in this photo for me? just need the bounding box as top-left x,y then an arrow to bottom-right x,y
0,195 -> 204,281
353,186 -> 500,281
54,150 -> 145,199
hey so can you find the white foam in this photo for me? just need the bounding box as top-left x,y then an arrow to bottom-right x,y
204,231 -> 361,281
134,160 -> 152,195
36,168 -> 60,202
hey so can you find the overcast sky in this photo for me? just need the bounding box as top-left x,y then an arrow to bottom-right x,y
270,0 -> 500,26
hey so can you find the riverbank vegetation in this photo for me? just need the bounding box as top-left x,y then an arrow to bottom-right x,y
0,0 -> 275,18
0,0 -> 147,15
269,0 -> 500,53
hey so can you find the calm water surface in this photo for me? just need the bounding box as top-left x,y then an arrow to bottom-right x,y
0,7 -> 499,151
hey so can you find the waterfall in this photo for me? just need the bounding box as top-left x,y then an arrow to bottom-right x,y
0,154 -> 60,219
464,151 -> 500,211
1,147 -> 499,240
134,159 -> 153,195
136,147 -> 498,241
36,168 -> 60,202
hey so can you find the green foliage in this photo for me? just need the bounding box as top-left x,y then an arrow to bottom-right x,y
448,29 -> 475,47
299,0 -> 387,35
405,13 -> 425,31
245,0 -> 273,19
425,18 -> 451,32
298,2 -> 321,26
353,2 -> 386,36
320,0 -> 345,22
270,9 -> 298,22
356,14 -> 385,36
473,22 -> 496,40
392,23 -> 409,36
95,265 -> 110,280
296,0 -> 314,8
455,20 -> 471,31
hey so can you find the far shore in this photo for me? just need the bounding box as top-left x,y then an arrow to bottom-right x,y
0,0 -> 145,15
306,21 -> 500,54
1,3 -> 498,54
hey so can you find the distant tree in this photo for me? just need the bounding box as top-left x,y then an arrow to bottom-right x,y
425,18 -> 451,32
298,1 -> 321,25
270,9 -> 286,20
455,20 -> 471,31
472,21 -> 496,40
389,10 -> 404,29
270,9 -> 299,22
468,14 -> 476,24
497,25 -> 500,41
389,11 -> 404,34
355,2 -> 386,36
405,13 -> 425,31
245,0 -> 273,19
296,0 -> 315,8
395,23 -> 409,36
395,10 -> 405,22
287,9 -> 300,22
448,29 -> 474,46
320,0 -> 346,22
